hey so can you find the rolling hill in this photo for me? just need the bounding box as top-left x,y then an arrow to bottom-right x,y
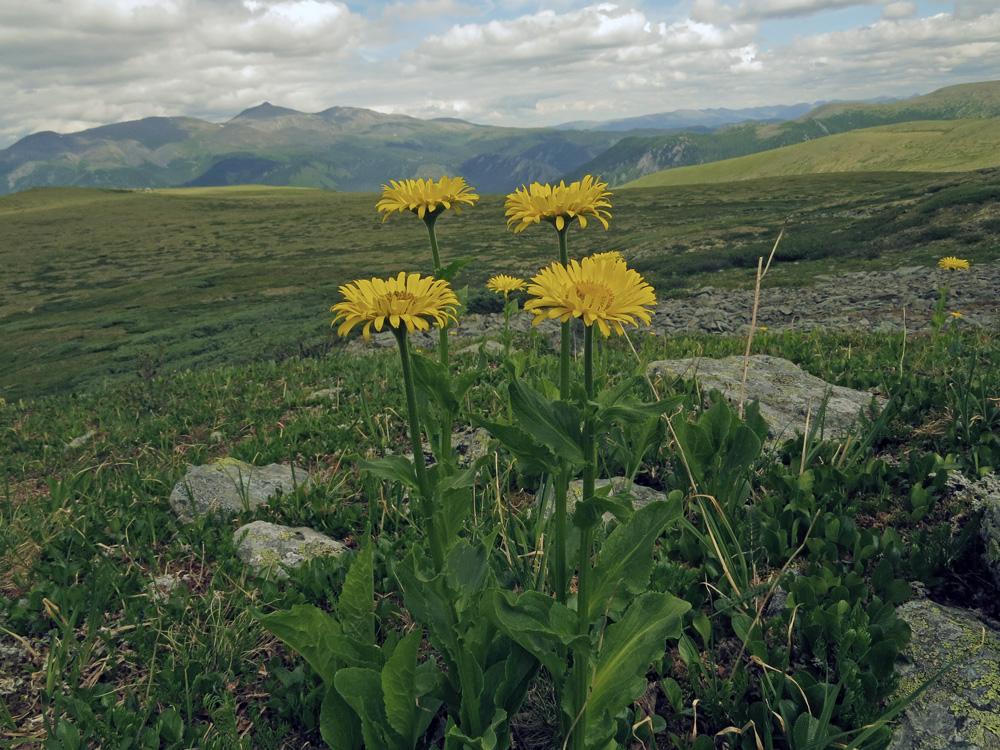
0,104 -> 623,195
623,118 -> 1000,187
567,81 -> 1000,186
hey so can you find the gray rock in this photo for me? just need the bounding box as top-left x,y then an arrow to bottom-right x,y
147,574 -> 191,602
306,387 -> 343,402
169,459 -> 312,523
943,472 -> 1000,588
64,430 -> 96,452
233,520 -> 347,579
647,354 -> 885,441
457,340 -> 504,356
888,600 -> 1000,750
979,491 -> 1000,590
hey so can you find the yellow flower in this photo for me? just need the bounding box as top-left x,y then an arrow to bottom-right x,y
524,256 -> 656,337
950,311 -> 963,318
589,251 -> 623,263
759,326 -> 768,332
376,176 -> 479,221
938,256 -> 970,271
332,272 -> 459,339
486,275 -> 527,298
505,175 -> 612,233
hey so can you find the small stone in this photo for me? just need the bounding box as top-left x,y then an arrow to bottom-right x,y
233,521 -> 347,579
306,387 -> 343,402
63,430 -> 96,452
169,459 -> 312,523
147,574 -> 190,602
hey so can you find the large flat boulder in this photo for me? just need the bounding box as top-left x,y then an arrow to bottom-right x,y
888,600 -> 1000,750
648,354 -> 885,440
169,458 -> 311,523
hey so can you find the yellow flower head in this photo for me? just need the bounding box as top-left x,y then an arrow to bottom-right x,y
486,275 -> 527,298
938,256 -> 970,271
332,272 -> 460,339
376,176 -> 479,221
589,251 -> 624,263
950,311 -> 963,318
505,175 -> 612,233
524,256 -> 656,337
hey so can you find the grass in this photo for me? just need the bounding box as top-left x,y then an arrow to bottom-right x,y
1,321 -> 998,749
624,119 -> 1000,187
4,170 -> 1000,401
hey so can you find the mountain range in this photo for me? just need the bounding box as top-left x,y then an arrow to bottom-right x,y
2,81 -> 998,196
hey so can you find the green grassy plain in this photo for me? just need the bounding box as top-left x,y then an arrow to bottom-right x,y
625,119 -> 1000,187
3,170 -> 1000,400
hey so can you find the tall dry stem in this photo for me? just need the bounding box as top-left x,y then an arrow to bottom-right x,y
738,220 -> 787,419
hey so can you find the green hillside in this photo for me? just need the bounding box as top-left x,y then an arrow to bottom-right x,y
569,80 -> 1000,186
624,119 -> 1000,187
4,171 -> 1000,400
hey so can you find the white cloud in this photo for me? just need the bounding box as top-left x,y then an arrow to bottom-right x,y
692,0 -> 881,23
881,1 -> 916,20
379,0 -> 481,21
1,0 -> 999,148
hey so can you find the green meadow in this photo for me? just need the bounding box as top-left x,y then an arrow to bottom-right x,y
2,171 -> 1000,750
624,119 -> 1000,187
3,170 -> 1000,401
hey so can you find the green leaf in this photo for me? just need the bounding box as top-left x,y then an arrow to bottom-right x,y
334,668 -> 396,750
587,498 -> 683,622
320,684 -> 363,750
586,592 -> 690,723
719,425 -> 762,483
445,539 -> 490,599
339,546 -> 375,644
437,257 -> 475,282
254,605 -> 381,684
669,418 -> 711,483
481,589 -> 585,679
509,380 -> 584,465
471,416 -> 555,477
397,554 -> 457,668
700,398 -> 732,452
382,629 -> 422,746
743,399 -> 770,443
411,352 -> 459,414
358,455 -> 419,490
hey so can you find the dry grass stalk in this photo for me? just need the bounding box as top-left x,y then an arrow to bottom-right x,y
738,220 -> 787,420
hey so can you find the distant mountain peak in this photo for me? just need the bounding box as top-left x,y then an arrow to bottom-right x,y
231,102 -> 304,120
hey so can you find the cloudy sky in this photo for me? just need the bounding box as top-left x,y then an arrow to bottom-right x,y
1,0 -> 997,147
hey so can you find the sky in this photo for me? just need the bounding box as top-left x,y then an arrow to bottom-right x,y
1,0 -> 998,148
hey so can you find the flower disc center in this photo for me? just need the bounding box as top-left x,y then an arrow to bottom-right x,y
573,281 -> 615,311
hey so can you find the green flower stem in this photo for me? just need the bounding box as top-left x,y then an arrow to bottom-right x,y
557,225 -> 570,399
422,214 -> 455,464
423,212 -> 444,271
552,223 -> 572,604
423,213 -> 451,369
553,466 -> 569,603
502,297 -> 514,360
570,323 -> 598,750
392,328 -> 446,568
